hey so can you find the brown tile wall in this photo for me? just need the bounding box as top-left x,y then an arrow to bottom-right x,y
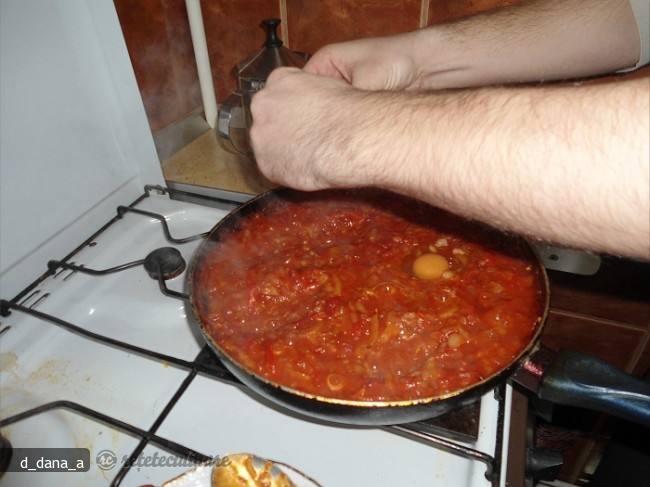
115,0 -> 522,134
428,0 -> 520,23
115,0 -> 203,134
285,0 -> 422,55
115,1 -> 650,484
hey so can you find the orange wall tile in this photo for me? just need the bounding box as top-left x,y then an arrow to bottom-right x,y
117,0 -> 524,132
201,0 -> 282,103
428,0 -> 521,24
115,0 -> 202,134
285,0 -> 422,54
542,312 -> 644,371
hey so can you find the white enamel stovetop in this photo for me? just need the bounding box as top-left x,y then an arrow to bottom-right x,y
0,188 -> 512,487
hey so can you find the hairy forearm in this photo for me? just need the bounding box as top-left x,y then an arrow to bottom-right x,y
252,0 -> 648,260
352,77 -> 649,259
409,0 -> 641,88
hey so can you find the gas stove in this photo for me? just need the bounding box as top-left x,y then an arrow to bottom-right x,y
0,185 -> 514,487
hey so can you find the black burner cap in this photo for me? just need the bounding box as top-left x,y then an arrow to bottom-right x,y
144,247 -> 186,280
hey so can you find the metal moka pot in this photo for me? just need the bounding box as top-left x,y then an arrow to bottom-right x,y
218,18 -> 307,155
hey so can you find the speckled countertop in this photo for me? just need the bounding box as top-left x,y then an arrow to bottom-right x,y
161,129 -> 277,195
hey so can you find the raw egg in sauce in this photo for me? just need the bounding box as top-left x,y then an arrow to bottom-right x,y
412,253 -> 449,280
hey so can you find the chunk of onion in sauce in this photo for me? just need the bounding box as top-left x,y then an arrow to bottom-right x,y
412,253 -> 449,280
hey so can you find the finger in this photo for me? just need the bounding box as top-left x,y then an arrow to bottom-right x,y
304,52 -> 351,82
264,66 -> 303,85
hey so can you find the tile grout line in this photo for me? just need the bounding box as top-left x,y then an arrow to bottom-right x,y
627,328 -> 650,373
420,0 -> 430,28
548,307 -> 649,331
279,0 -> 289,48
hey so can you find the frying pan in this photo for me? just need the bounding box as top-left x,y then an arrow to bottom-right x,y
189,187 -> 650,426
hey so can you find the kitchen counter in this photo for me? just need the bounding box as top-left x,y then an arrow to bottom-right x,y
161,129 -> 277,196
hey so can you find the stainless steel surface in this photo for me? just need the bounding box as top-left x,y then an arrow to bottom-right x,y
535,245 -> 601,275
217,93 -> 251,155
154,109 -> 210,162
218,18 -> 306,155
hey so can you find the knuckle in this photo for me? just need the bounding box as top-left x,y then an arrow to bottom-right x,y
266,66 -> 297,84
250,90 -> 268,117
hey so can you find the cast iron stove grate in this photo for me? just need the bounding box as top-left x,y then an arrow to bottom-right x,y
0,185 -> 504,486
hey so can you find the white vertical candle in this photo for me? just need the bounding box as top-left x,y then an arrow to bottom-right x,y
185,0 -> 218,128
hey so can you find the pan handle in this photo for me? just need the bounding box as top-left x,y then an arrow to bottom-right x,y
537,348 -> 650,427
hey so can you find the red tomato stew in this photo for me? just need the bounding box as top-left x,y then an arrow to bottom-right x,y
193,190 -> 546,402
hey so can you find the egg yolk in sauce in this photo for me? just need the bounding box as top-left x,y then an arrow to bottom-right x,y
412,253 -> 449,280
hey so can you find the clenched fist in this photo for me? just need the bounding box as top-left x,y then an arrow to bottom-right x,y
249,67 -> 379,190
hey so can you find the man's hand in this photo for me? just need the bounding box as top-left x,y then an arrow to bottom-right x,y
250,67 -> 367,190
303,35 -> 421,91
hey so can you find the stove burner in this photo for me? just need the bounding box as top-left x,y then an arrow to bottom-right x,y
144,247 -> 186,280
